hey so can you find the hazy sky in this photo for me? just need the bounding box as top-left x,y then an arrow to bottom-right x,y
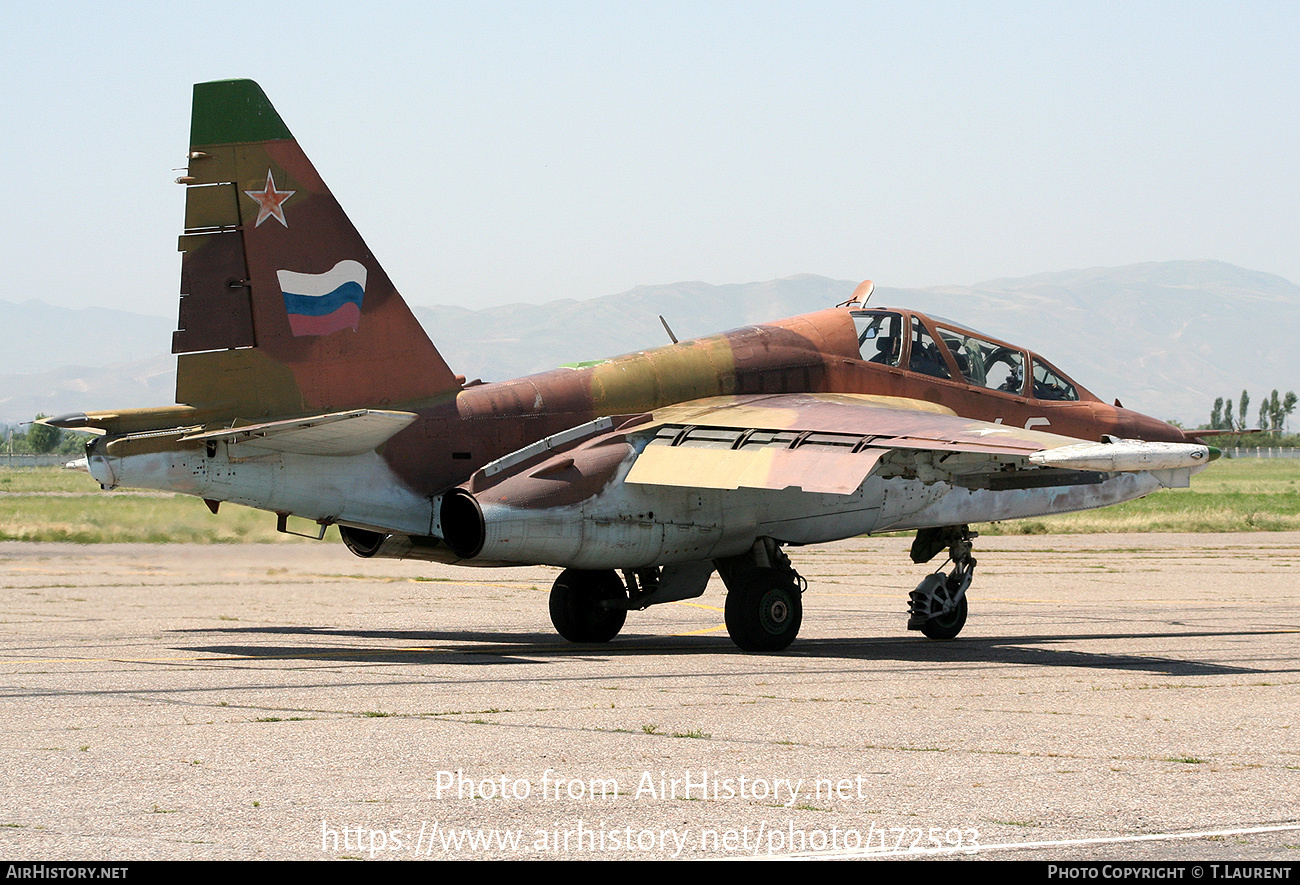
6,1 -> 1297,318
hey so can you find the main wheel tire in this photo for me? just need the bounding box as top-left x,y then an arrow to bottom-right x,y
920,594 -> 967,640
549,569 -> 627,643
724,569 -> 802,652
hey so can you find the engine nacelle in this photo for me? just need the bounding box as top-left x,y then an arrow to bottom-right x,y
438,489 -> 486,559
338,525 -> 467,565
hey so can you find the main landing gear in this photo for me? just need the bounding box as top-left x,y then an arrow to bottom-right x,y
715,540 -> 806,653
548,569 -> 627,643
548,543 -> 808,653
547,528 -> 976,650
907,525 -> 977,640
547,566 -> 674,642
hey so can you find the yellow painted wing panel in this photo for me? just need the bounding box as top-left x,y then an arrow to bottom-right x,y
626,443 -> 888,495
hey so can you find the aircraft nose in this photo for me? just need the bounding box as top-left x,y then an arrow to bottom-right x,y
1126,412 -> 1187,443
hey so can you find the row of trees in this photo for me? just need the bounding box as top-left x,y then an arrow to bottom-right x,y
1,416 -> 87,456
1207,389 -> 1297,433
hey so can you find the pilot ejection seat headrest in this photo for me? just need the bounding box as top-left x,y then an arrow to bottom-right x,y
875,335 -> 897,363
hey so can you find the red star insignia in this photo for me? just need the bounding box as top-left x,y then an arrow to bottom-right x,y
243,170 -> 296,228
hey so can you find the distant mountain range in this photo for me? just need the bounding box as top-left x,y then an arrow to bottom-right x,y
3,260 -> 1295,428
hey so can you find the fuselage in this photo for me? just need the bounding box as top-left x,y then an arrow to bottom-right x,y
71,301 -> 1188,562
378,305 -> 1184,497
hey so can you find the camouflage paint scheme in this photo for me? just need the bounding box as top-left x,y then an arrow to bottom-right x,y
50,80 -> 1214,651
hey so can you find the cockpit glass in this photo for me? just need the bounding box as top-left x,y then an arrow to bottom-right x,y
1030,356 -> 1079,401
909,320 -> 951,379
937,327 -> 1026,395
852,311 -> 903,367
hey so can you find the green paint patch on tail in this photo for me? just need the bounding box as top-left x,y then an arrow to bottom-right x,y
190,79 -> 292,145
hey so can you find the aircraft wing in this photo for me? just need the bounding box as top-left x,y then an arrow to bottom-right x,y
625,392 -> 1078,495
622,393 -> 1215,493
444,393 -> 1215,569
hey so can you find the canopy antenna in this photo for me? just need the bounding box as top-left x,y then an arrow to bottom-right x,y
659,315 -> 680,345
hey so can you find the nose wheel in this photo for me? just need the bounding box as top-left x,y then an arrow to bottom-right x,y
908,572 -> 970,639
907,526 -> 976,640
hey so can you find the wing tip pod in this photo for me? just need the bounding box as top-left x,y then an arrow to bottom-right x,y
191,79 -> 292,146
1028,439 -> 1217,472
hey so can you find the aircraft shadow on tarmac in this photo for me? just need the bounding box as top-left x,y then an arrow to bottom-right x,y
170,625 -> 1297,677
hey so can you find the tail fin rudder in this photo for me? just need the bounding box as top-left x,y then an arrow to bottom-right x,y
173,79 -> 461,418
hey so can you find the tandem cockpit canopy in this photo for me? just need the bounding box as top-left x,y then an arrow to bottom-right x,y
851,308 -> 1085,403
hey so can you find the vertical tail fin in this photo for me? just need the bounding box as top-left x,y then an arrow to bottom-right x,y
172,79 -> 461,418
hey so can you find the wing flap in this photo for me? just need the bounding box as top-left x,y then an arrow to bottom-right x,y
627,442 -> 889,495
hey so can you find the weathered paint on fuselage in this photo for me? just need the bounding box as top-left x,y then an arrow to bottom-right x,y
73,300 -> 1184,537
375,305 -> 1184,499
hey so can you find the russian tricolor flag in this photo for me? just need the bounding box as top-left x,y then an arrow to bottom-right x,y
278,260 -> 368,337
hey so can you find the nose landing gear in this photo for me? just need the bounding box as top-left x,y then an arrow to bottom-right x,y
907,526 -> 977,640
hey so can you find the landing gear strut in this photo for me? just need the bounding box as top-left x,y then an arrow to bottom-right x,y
715,539 -> 806,652
907,526 -> 977,640
549,569 -> 628,642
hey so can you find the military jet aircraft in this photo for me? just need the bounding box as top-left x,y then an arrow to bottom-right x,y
50,79 -> 1217,652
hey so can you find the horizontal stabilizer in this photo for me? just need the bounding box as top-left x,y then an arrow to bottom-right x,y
180,409 -> 417,456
